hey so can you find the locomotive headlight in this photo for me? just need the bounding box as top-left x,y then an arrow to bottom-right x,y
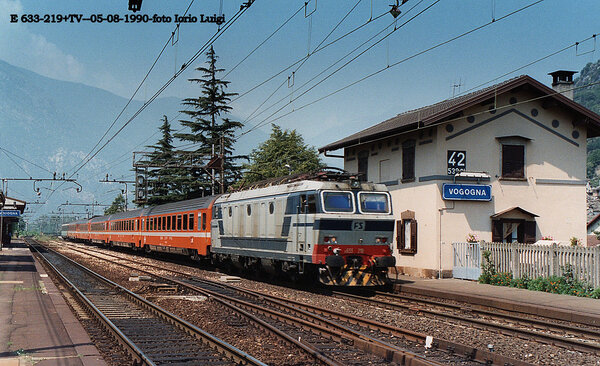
333,248 -> 341,255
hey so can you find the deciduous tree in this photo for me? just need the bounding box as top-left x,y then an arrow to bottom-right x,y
241,124 -> 324,184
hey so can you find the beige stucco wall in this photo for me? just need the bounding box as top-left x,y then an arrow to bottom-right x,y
343,89 -> 588,277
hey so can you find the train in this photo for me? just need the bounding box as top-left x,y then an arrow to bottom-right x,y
62,172 -> 397,286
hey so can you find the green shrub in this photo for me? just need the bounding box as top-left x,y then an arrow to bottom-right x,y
490,272 -> 512,286
527,277 -> 548,292
590,288 -> 600,299
510,276 -> 529,289
478,250 -> 496,284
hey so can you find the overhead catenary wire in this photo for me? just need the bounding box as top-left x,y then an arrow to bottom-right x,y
0,146 -> 54,175
223,3 -> 305,79
231,6 -> 391,105
240,0 -> 438,136
242,0 -> 428,128
240,0 -> 545,135
68,0 -> 197,177
47,3 -> 254,205
242,0 -> 367,123
40,5 -> 251,213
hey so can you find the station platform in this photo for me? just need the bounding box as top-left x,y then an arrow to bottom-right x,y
393,275 -> 600,326
0,239 -> 106,366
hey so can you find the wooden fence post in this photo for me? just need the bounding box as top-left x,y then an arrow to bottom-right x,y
596,246 -> 600,288
511,243 -> 517,277
549,243 -> 557,277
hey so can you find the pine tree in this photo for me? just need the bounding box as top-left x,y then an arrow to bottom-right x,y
241,124 -> 325,184
146,115 -> 182,204
175,46 -> 245,197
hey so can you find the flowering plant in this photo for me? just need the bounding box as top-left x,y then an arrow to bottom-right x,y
466,233 -> 479,243
540,236 -> 554,241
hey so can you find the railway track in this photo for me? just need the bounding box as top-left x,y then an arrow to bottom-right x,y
26,239 -> 266,366
330,290 -> 600,356
52,240 -> 533,366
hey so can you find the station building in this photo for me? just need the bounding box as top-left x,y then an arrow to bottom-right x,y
319,72 -> 600,277
0,195 -> 26,246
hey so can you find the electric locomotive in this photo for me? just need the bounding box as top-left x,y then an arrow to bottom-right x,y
211,176 -> 396,286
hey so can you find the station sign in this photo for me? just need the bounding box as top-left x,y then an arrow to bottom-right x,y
447,150 -> 466,175
442,183 -> 491,201
0,210 -> 21,217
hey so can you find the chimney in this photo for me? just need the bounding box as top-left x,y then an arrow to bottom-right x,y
548,70 -> 577,100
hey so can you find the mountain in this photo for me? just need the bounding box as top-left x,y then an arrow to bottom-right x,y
0,59 -> 266,218
574,59 -> 600,186
575,60 -> 600,115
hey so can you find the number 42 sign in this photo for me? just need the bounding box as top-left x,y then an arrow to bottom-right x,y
447,150 -> 466,175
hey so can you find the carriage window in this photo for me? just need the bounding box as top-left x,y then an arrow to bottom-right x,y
358,192 -> 391,214
322,191 -> 354,213
166,216 -> 171,230
201,213 -> 206,230
162,217 -> 166,230
189,214 -> 194,230
171,215 -> 176,230
183,214 -> 188,230
177,215 -> 182,230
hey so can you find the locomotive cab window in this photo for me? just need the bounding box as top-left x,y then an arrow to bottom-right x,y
299,194 -> 317,214
358,192 -> 391,214
321,191 -> 354,213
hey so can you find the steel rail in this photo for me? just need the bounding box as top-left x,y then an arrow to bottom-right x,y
376,290 -> 600,339
55,241 -> 525,365
28,239 -> 154,366
333,290 -> 600,356
54,241 -> 446,365
47,242 -> 345,366
28,239 -> 266,366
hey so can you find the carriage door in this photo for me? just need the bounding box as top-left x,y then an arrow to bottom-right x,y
296,194 -> 307,252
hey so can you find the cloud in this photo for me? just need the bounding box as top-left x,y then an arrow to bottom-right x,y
0,0 -> 85,82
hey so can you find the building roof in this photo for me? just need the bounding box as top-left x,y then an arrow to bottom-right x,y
490,206 -> 539,219
319,75 -> 600,152
588,213 -> 600,229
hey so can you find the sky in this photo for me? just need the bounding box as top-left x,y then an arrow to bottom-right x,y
1,0 -> 600,216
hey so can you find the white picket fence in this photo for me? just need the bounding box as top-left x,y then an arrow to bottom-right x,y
453,242 -> 600,287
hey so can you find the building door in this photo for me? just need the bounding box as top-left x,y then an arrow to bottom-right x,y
492,219 -> 536,243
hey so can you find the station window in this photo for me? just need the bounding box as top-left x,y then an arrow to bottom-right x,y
501,144 -> 525,179
402,140 -> 415,182
189,214 -> 195,231
177,215 -> 182,231
183,214 -> 188,230
397,218 -> 417,255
